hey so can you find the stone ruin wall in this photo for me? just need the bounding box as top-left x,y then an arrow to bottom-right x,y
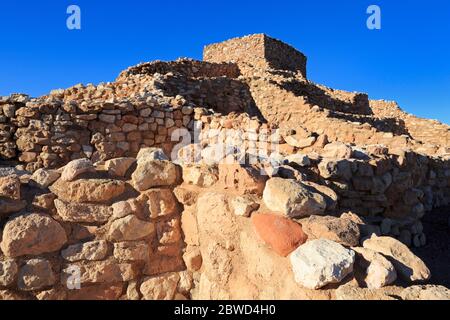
1,34 -> 450,300
0,157 -> 191,300
0,59 -> 257,172
204,34 -> 307,78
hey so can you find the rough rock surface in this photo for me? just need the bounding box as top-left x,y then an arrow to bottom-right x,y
290,239 -> 355,289
55,199 -> 112,223
301,215 -> 360,247
352,247 -> 397,289
401,285 -> 450,300
51,179 -> 126,203
363,236 -> 431,282
17,259 -> 56,291
263,178 -> 327,218
132,160 -> 179,191
0,213 -> 67,258
0,260 -> 18,287
60,159 -> 95,182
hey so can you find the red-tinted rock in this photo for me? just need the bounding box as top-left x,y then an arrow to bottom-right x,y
252,213 -> 308,257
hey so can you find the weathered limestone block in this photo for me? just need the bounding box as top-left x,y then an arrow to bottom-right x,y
263,178 -> 326,218
136,147 -> 169,163
51,179 -> 126,203
156,218 -> 183,246
140,273 -> 180,300
363,236 -> 431,282
55,199 -> 113,223
61,240 -> 109,262
67,283 -> 123,300
18,259 -> 56,291
352,247 -> 397,289
183,248 -> 203,272
113,241 -> 150,262
60,159 -> 95,181
0,213 -> 67,258
0,198 -> 26,217
30,168 -> 61,188
104,157 -> 136,177
62,260 -> 137,285
108,215 -> 155,242
290,239 -> 355,289
318,159 -> 352,181
321,141 -> 353,159
132,160 -> 180,191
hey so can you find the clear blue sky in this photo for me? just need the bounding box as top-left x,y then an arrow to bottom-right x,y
1,1 -> 449,124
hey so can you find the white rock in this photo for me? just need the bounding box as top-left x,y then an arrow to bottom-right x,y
290,239 -> 355,289
60,159 -> 95,182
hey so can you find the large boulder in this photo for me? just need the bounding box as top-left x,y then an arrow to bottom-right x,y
0,213 -> 67,258
252,213 -> 308,257
263,178 -> 326,218
290,239 -> 355,289
363,236 -> 431,282
60,159 -> 96,182
132,160 -> 179,191
352,247 -> 397,289
301,215 -> 360,247
50,179 -> 126,203
54,199 -> 112,223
